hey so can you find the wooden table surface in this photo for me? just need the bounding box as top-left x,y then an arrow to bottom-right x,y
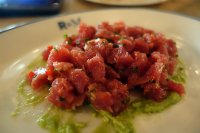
0,0 -> 199,30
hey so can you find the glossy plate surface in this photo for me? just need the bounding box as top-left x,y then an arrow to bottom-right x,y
0,9 -> 200,133
86,0 -> 166,6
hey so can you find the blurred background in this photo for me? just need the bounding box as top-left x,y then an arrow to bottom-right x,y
0,0 -> 199,32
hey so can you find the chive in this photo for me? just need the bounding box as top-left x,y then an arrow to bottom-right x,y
54,68 -> 59,72
131,67 -> 138,73
67,38 -> 72,45
119,44 -> 125,47
53,47 -> 58,52
85,38 -> 90,42
63,34 -> 68,38
107,38 -> 113,42
149,79 -> 156,83
114,31 -> 119,35
113,44 -> 119,48
89,88 -> 96,93
33,74 -> 37,78
47,84 -> 51,88
59,97 -> 65,102
119,70 -> 123,74
102,40 -> 107,45
113,44 -> 124,48
120,36 -> 126,40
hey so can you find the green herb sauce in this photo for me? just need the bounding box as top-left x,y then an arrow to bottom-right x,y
92,122 -> 112,133
26,56 -> 46,71
37,107 -> 86,133
12,79 -> 48,116
98,111 -> 135,133
13,57 -> 186,133
131,92 -> 181,114
169,60 -> 186,83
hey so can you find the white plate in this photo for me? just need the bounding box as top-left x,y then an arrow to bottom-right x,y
0,9 -> 200,133
86,0 -> 166,6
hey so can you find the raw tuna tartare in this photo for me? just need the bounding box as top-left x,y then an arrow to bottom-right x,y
14,21 -> 186,133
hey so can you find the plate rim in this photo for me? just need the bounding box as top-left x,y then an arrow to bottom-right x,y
1,7 -> 200,133
85,0 -> 167,6
0,8 -> 200,34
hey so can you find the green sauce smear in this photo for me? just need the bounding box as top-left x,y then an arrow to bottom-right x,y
98,111 -> 135,133
37,106 -> 86,133
26,56 -> 46,71
12,57 -> 186,133
12,56 -> 48,116
169,60 -> 186,83
93,122 -> 111,133
131,92 -> 181,114
12,79 -> 48,116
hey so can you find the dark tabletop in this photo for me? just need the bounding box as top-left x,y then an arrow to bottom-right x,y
0,0 -> 199,30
